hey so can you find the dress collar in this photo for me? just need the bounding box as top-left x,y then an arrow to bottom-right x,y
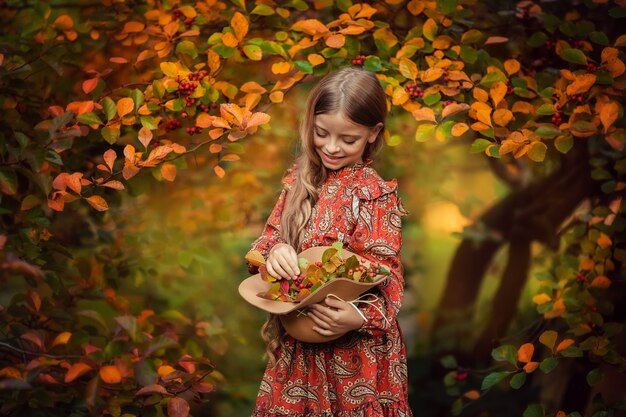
327,159 -> 373,179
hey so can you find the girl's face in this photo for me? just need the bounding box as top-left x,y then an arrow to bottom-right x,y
313,112 -> 382,171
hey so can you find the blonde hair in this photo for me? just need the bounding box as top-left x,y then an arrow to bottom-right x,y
262,67 -> 388,364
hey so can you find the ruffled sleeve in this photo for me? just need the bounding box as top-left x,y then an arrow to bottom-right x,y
347,170 -> 408,337
246,166 -> 297,274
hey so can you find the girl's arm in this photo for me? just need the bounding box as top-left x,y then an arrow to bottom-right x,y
348,188 -> 407,337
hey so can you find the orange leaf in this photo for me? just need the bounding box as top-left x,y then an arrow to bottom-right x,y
104,149 -> 116,171
240,81 -> 267,94
54,15 -> 73,30
556,339 -> 575,353
220,103 -> 244,126
138,126 -> 152,148
451,123 -> 469,136
50,331 -> 71,349
421,67 -> 444,83
99,365 -> 122,383
66,172 -> 83,195
272,61 -> 292,75
517,343 -> 534,363
161,163 -> 176,182
209,143 -> 222,153
221,154 -> 240,162
116,97 -> 134,118
82,78 -> 99,94
556,412 -> 567,417
504,59 -> 520,75
123,21 -> 145,33
110,57 -> 129,64
463,390 -> 480,400
64,362 -> 92,383
101,180 -> 125,190
484,36 -> 508,44
407,0 -> 425,15
214,165 -> 225,178
490,81 -> 507,107
123,163 -> 140,180
392,87 -> 409,105
325,33 -> 345,48
512,101 -> 534,113
566,74 -> 596,96
66,101 -> 95,115
269,91 -> 284,103
291,19 -> 328,36
442,103 -> 470,119
493,109 -> 513,127
231,12 -> 248,42
599,101 -> 619,133
422,18 -> 437,41
221,32 -> 238,47
473,88 -> 489,103
590,275 -> 611,288
243,111 -> 271,133
471,102 -> 492,126
580,258 -> 594,270
196,113 -> 215,128
168,397 -> 190,417
209,129 -> 224,140
208,49 -> 220,75
412,108 -> 436,123
245,250 -> 265,267
158,365 -> 176,377
85,195 -> 108,211
307,53 -> 325,66
532,293 -> 551,305
523,361 -> 539,373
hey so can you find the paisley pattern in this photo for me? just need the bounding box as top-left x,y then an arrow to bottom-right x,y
248,160 -> 411,417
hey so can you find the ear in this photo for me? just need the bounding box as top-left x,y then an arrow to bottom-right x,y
368,122 -> 384,143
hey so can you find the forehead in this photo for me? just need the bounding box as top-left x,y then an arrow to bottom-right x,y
314,113 -> 370,134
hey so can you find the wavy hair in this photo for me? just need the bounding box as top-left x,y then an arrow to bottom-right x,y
261,67 -> 388,365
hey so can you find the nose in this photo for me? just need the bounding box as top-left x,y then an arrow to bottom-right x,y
324,138 -> 341,154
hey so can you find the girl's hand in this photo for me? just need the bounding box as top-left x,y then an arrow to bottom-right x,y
307,296 -> 365,337
266,243 -> 300,280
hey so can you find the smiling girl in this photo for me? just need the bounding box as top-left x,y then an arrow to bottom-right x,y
246,67 -> 412,417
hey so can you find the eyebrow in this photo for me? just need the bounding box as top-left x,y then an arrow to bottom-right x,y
314,124 -> 361,139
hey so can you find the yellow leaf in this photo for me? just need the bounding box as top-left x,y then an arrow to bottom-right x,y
116,97 -> 134,118
421,67 -> 444,82
471,121 -> 490,131
231,12 -> 248,42
138,126 -> 152,148
517,343 -> 534,363
50,331 -> 71,349
86,195 -> 108,211
307,53 -> 325,66
451,123 -> 469,136
504,59 -> 520,75
555,339 -> 575,353
599,101 -> 619,133
442,103 -> 470,119
566,73 -> 596,96
473,88 -> 489,103
160,163 -> 176,182
544,298 -> 565,319
0,367 -> 22,379
100,365 -> 122,383
245,250 -> 265,267
221,31 -> 238,47
65,363 -> 92,383
221,154 -> 240,162
325,33 -> 345,48
512,101 -> 534,113
272,61 -> 292,74
432,36 -> 452,50
590,275 -> 611,288
490,81 -> 507,107
523,361 -> 539,373
196,113 -> 215,128
399,58 -> 418,80
208,49 -> 220,75
532,293 -> 551,305
493,109 -> 514,127
392,87 -> 409,105
412,108 -> 436,123
471,102 -> 492,126
527,141 -> 547,162
291,19 -> 328,36
423,18 -> 437,41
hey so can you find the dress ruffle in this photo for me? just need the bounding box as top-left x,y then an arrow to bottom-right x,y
251,400 -> 412,417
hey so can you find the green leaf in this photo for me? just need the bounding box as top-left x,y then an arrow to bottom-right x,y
176,40 -> 199,59
423,92 -> 441,106
140,116 -> 158,130
451,398 -> 463,416
102,97 -> 116,121
251,4 -> 274,15
439,0 -> 458,14
243,44 -> 263,61
528,32 -> 548,48
539,330 -> 558,351
336,0 -> 352,11
461,29 -> 483,44
555,135 -> 573,154
535,125 -> 561,139
587,368 -> 604,386
45,150 -> 63,166
479,71 -> 508,88
539,357 -> 558,373
523,404 -> 545,417
536,104 -> 556,115
560,345 -> 583,357
609,7 -> 626,18
510,372 -> 526,389
460,45 -> 477,64
294,60 -> 313,74
491,344 -> 517,366
528,142 -> 547,162
440,355 -> 458,369
77,112 -> 102,125
470,138 -> 492,153
152,80 -> 165,99
228,0 -> 245,9
15,132 -> 30,148
114,315 -> 140,342
0,167 -> 18,195
589,31 -> 610,46
481,371 -> 513,390
560,48 -> 587,65
363,56 -> 382,72
415,123 -> 436,142
571,120 -> 596,134
102,126 -> 120,144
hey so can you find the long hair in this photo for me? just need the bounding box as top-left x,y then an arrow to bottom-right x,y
262,67 -> 388,365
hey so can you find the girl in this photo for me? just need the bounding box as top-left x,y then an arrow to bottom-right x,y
246,67 -> 412,417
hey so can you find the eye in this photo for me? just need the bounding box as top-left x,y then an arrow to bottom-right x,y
315,130 -> 327,137
343,139 -> 356,145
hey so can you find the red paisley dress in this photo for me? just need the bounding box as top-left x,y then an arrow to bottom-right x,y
247,160 -> 411,417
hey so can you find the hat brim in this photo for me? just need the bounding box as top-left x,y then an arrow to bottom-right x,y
238,246 -> 387,315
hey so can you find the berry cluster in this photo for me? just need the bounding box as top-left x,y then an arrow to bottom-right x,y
551,103 -> 563,125
185,126 -> 202,135
164,119 -> 182,132
404,82 -> 424,99
188,70 -> 207,81
198,102 -> 218,113
293,274 -> 313,290
178,80 -> 197,96
586,63 -> 598,72
507,82 -> 514,95
442,100 -> 455,107
545,40 -> 556,49
171,8 -> 195,29
442,68 -> 450,83
576,273 -> 587,283
571,95 -> 584,104
351,55 -> 366,65
454,372 -> 469,381
348,263 -> 382,280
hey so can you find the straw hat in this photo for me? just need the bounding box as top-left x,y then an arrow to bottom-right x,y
239,246 -> 388,343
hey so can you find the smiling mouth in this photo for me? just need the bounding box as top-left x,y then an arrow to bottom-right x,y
321,152 -> 343,162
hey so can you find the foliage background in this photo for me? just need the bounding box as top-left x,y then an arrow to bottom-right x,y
0,0 -> 625,416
